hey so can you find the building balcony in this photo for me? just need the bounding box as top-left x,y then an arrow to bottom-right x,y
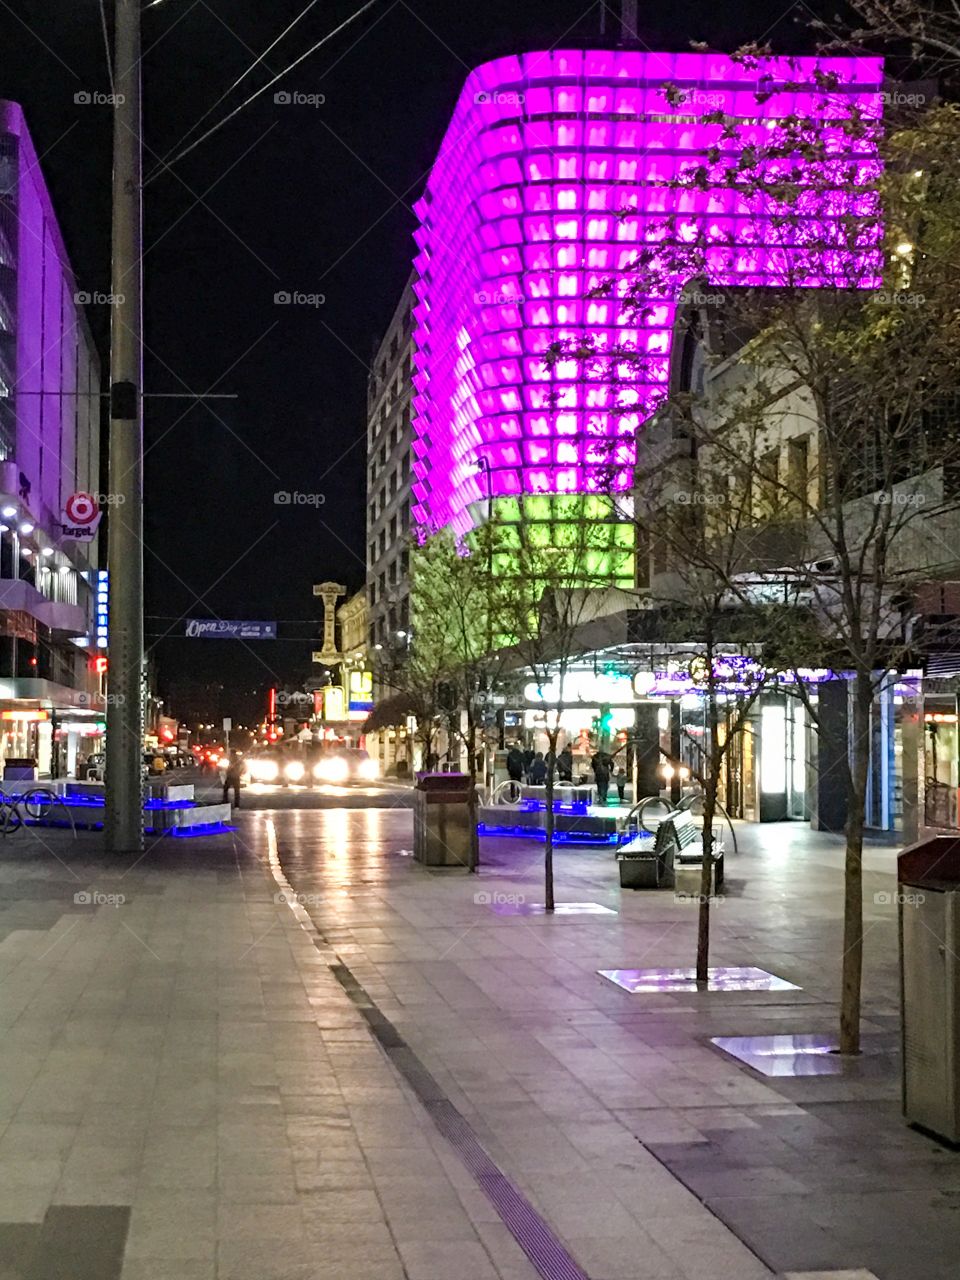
0,578 -> 86,635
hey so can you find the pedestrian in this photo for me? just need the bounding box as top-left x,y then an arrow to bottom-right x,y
616,765 -> 627,803
557,744 -> 574,783
222,751 -> 243,809
506,743 -> 524,782
522,746 -> 535,779
527,752 -> 547,785
591,749 -> 612,804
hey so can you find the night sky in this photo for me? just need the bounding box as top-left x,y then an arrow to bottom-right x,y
0,0 -> 836,724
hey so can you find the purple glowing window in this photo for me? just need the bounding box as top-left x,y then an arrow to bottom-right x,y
411,50 -> 884,535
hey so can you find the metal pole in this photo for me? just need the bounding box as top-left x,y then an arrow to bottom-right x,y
105,0 -> 144,853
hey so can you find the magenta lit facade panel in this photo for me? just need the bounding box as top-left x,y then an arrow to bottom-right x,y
411,50 -> 884,536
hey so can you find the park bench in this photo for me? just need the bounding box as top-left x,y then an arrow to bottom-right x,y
618,808 -> 724,891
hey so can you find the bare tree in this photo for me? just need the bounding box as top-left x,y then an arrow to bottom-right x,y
548,66 -> 960,1049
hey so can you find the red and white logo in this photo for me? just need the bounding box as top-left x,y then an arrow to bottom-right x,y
64,492 -> 99,525
61,491 -> 103,541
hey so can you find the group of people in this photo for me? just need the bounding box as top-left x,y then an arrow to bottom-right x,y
505,742 -> 626,803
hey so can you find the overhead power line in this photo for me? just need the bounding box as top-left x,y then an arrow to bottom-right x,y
144,0 -> 379,184
98,0 -> 114,94
154,0 -> 324,169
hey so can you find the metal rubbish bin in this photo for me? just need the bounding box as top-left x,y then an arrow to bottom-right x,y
413,772 -> 474,867
898,835 -> 960,1142
3,758 -> 37,782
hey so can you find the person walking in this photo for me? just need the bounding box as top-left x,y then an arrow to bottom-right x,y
591,749 -> 612,804
557,744 -> 574,783
223,751 -> 244,809
527,752 -> 548,785
616,765 -> 627,803
522,746 -> 535,779
506,744 -> 524,783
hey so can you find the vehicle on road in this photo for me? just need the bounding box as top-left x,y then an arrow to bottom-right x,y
238,746 -> 378,786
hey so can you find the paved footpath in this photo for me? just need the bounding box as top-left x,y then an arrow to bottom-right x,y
0,810 -> 951,1280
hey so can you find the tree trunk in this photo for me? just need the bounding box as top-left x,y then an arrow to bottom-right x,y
544,730 -> 557,912
466,708 -> 480,873
696,679 -> 720,983
840,672 -> 871,1055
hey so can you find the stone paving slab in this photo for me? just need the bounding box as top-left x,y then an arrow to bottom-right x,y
0,826 -> 541,1280
268,808 -> 958,1280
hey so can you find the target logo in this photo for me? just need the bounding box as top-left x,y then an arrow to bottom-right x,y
64,492 -> 99,525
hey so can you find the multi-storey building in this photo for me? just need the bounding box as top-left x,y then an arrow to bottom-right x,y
410,48 -> 882,580
367,276 -> 415,653
0,102 -> 102,776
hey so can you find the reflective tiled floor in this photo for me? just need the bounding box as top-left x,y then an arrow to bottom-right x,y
489,900 -> 617,916
599,965 -> 801,993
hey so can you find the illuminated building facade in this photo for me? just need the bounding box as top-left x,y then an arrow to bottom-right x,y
410,48 -> 883,579
0,102 -> 103,776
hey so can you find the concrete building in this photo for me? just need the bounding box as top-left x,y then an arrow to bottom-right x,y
366,277 -> 415,772
0,102 -> 103,776
367,275 -> 414,652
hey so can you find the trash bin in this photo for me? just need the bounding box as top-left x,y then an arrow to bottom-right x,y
413,772 -> 474,867
3,757 -> 37,782
898,835 -> 960,1141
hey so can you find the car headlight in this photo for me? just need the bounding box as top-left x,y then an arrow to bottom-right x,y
358,758 -> 378,780
250,758 -> 279,782
315,757 -> 348,782
284,760 -> 305,782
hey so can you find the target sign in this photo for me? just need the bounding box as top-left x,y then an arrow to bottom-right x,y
61,491 -> 102,540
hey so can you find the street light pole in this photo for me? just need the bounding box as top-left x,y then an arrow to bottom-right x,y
105,0 -> 145,853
